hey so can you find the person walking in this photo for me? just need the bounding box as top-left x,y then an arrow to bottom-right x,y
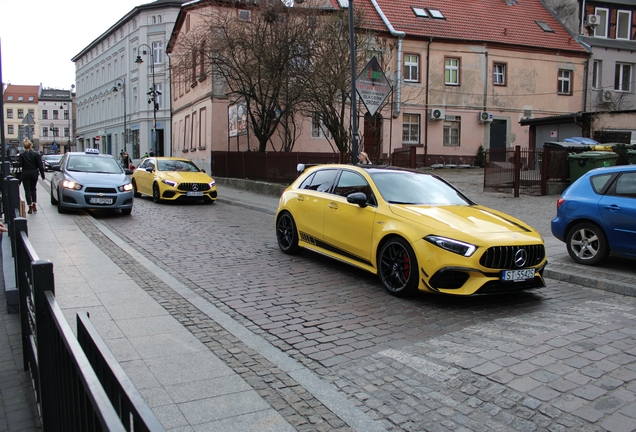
19,139 -> 45,214
122,150 -> 130,169
358,151 -> 372,165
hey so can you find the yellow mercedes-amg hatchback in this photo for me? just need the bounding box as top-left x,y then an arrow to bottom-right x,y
131,157 -> 217,204
275,164 -> 547,296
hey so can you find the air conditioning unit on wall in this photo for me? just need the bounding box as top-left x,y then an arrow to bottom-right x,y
429,109 -> 445,121
601,90 -> 614,103
478,111 -> 493,123
586,14 -> 600,27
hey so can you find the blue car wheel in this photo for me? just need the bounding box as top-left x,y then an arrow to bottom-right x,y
566,222 -> 609,266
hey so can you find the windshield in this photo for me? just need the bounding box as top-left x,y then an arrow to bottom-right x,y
43,155 -> 62,161
157,159 -> 201,172
370,171 -> 472,205
66,155 -> 123,174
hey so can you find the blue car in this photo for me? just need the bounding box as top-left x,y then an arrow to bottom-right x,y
551,165 -> 636,265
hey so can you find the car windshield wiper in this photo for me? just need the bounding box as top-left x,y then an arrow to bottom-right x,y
388,200 -> 418,204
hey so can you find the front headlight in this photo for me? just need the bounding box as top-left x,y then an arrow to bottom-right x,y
62,180 -> 82,190
208,179 -> 216,188
118,183 -> 133,192
425,235 -> 477,257
162,179 -> 178,187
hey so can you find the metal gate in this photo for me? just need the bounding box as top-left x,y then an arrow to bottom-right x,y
484,146 -> 542,196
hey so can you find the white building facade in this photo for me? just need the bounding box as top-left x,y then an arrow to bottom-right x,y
71,0 -> 182,162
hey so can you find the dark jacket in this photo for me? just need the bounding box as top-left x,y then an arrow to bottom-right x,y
19,150 -> 45,177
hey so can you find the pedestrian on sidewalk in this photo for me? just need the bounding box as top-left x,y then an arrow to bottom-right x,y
122,150 -> 130,169
19,139 -> 45,214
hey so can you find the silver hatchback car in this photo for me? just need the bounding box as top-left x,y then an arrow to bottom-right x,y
50,148 -> 134,215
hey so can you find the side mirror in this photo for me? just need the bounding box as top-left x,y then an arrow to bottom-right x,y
146,167 -> 154,172
297,163 -> 305,173
347,192 -> 368,208
124,169 -> 133,175
52,165 -> 61,172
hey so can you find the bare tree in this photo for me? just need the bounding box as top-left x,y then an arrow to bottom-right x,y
174,0 -> 317,152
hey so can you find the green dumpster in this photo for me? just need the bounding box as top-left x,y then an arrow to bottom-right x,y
568,151 -> 619,183
627,149 -> 636,165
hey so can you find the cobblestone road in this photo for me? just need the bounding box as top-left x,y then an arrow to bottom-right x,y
88,174 -> 636,432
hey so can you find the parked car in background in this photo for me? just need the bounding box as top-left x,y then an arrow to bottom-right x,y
276,164 -> 547,297
42,154 -> 63,171
50,149 -> 134,215
551,165 -> 636,265
131,157 -> 217,204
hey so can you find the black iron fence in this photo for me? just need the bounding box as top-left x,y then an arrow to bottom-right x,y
484,146 -> 542,196
3,164 -> 163,431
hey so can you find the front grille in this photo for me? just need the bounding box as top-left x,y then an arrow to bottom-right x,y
178,183 -> 210,192
85,187 -> 117,194
479,245 -> 545,269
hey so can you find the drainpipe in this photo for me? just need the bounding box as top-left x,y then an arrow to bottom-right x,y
369,0 -> 405,115
424,38 -> 431,164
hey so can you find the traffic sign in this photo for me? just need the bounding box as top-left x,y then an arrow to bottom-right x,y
355,57 -> 392,117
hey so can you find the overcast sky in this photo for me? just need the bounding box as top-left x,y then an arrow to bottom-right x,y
0,0 -> 143,91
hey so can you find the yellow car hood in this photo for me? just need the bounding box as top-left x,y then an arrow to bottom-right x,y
390,204 -> 540,242
159,172 -> 213,183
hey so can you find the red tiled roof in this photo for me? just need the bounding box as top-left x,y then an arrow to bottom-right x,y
353,0 -> 588,54
3,84 -> 40,103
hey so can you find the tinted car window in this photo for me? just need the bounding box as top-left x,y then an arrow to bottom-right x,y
333,170 -> 376,205
299,173 -> 315,190
302,169 -> 338,193
371,171 -> 470,205
590,174 -> 613,194
614,172 -> 636,197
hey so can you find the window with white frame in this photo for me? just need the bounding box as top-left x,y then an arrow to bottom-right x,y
42,109 -> 48,120
53,110 -> 59,120
8,125 -> 14,134
153,41 -> 163,63
43,127 -> 48,137
594,8 -> 609,38
443,118 -> 461,147
64,127 -> 70,138
18,109 -> 24,119
592,60 -> 602,89
493,63 -> 506,85
311,113 -> 331,139
404,54 -> 419,82
615,63 -> 632,91
617,10 -> 632,40
402,113 -> 420,144
7,109 -> 13,119
445,58 -> 460,85
155,83 -> 163,109
558,69 -> 572,95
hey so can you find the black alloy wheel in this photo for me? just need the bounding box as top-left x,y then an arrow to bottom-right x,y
132,179 -> 141,197
378,237 -> 419,296
152,183 -> 162,203
276,212 -> 300,254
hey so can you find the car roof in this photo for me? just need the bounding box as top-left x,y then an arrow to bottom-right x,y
584,164 -> 636,176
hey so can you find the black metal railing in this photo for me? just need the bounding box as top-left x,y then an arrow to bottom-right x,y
5,172 -> 163,431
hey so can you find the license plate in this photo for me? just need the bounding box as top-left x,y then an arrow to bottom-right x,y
89,197 -> 113,205
186,191 -> 203,196
502,269 -> 535,282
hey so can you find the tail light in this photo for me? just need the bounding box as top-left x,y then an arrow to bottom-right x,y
556,198 -> 565,210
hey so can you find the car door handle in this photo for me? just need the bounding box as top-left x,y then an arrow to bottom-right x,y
603,204 -> 622,211
328,202 -> 338,209
296,195 -> 305,202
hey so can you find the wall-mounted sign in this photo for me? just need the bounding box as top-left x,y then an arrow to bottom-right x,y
356,57 -> 392,117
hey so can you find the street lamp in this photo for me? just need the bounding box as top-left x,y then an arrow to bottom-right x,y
59,102 -> 70,153
113,78 -> 127,155
49,122 -> 56,153
135,43 -> 161,156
